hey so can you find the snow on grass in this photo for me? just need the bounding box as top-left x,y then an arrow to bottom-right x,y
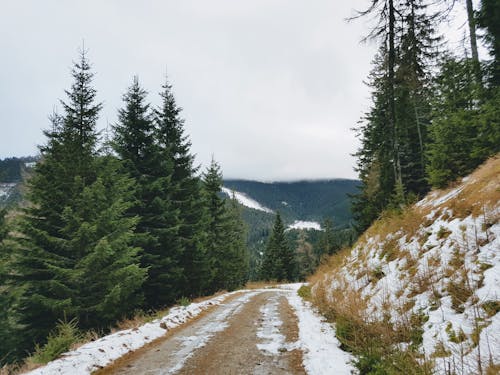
221,187 -> 274,213
284,284 -> 355,375
26,293 -> 239,375
320,193 -> 500,373
287,220 -> 322,231
256,294 -> 287,355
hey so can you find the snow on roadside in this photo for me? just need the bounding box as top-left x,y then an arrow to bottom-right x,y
25,293 -> 237,375
283,284 -> 355,375
221,187 -> 274,213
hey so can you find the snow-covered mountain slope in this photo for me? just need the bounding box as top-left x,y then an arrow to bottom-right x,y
221,187 -> 274,213
311,156 -> 500,374
287,220 -> 322,231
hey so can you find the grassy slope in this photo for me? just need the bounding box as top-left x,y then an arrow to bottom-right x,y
309,155 -> 500,374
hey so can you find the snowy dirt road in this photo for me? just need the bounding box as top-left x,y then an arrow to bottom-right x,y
95,287 -> 354,375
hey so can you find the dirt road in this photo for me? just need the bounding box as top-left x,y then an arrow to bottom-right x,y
98,290 -> 306,375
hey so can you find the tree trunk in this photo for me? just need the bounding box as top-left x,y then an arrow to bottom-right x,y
466,0 -> 482,82
388,0 -> 403,188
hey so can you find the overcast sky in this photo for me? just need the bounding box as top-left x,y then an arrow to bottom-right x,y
0,0 -> 477,180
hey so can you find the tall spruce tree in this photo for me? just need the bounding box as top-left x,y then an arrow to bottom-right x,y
113,77 -> 182,308
201,158 -> 226,292
261,213 -> 295,281
222,196 -> 250,290
12,52 -> 146,350
202,159 -> 249,292
155,78 -> 209,297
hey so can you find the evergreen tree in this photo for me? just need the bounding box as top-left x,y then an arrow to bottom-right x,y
295,231 -> 314,280
155,77 -> 208,297
113,77 -> 182,308
351,0 -> 440,230
478,0 -> 500,85
261,213 -> 295,281
222,196 -> 250,289
351,48 -> 397,232
315,218 -> 337,261
202,158 -> 226,292
426,56 -> 481,187
202,159 -> 249,291
12,52 -> 146,350
0,210 -> 21,364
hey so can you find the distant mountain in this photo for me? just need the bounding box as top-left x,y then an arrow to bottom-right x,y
223,179 -> 359,228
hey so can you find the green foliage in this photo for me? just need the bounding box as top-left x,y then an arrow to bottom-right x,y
10,52 -> 146,357
202,159 -> 249,292
478,0 -> 500,85
29,319 -> 80,365
113,76 -> 182,309
297,285 -> 312,300
156,78 -> 208,298
176,296 -> 191,307
261,212 -> 296,281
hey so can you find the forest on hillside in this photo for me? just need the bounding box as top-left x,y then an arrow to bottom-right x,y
0,55 -> 250,366
351,0 -> 499,232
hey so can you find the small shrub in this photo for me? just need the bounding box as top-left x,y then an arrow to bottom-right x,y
380,237 -> 399,261
370,266 -> 385,282
445,322 -> 467,344
479,262 -> 493,272
177,296 -> 191,307
297,285 -> 312,300
432,341 -> 451,358
447,279 -> 472,313
482,300 -> 500,317
28,319 -> 80,365
436,226 -> 452,240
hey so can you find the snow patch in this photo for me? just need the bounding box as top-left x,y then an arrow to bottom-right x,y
285,284 -> 355,375
256,294 -> 288,355
25,293 -> 239,375
221,187 -> 273,213
287,220 -> 322,231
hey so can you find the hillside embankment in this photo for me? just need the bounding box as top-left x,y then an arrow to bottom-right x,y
310,155 -> 500,374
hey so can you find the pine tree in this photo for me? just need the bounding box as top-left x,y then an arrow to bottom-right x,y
426,55 -> 481,187
351,0 -> 441,230
113,77 -> 182,308
202,159 -> 249,292
201,158 -> 226,292
478,0 -> 500,86
295,231 -> 314,280
261,213 -> 295,281
155,77 -> 209,297
13,52 -> 146,350
222,197 -> 249,290
315,218 -> 337,261
66,156 -> 146,328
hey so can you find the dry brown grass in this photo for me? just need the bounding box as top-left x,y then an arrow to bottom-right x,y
437,155 -> 500,219
305,154 -> 500,373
